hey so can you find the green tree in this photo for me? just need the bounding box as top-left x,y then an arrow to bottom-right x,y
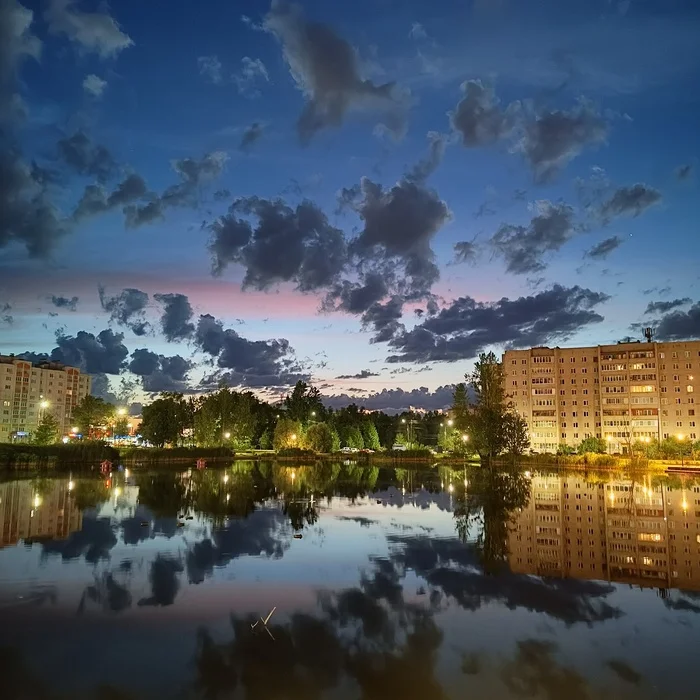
284,381 -> 324,425
113,416 -> 131,437
465,352 -> 508,461
273,417 -> 303,450
360,421 -> 380,450
141,394 -> 188,447
34,413 -> 59,445
330,425 -> 341,452
578,436 -> 606,454
452,383 -> 470,432
305,422 -> 335,453
194,388 -> 261,448
72,395 -> 115,437
502,412 -> 530,459
343,425 -> 364,449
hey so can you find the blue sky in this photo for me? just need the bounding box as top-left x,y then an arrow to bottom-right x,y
1,0 -> 699,409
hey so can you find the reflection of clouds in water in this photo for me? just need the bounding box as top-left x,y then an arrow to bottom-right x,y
40,515 -> 117,563
186,508 -> 290,584
387,534 -> 623,626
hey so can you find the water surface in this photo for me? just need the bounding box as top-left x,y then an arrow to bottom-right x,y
1,462 -> 698,699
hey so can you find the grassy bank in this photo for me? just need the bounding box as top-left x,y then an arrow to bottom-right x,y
0,442 -> 119,470
119,446 -> 235,464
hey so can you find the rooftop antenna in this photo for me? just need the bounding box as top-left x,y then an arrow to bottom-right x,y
644,327 -> 654,343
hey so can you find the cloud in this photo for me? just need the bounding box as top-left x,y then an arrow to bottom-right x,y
233,56 -> 269,96
598,183 -> 661,222
1,301 -> 13,326
650,301 -> 700,341
50,295 -> 78,311
0,0 -> 41,90
323,271 -> 388,314
408,22 -> 428,40
73,173 -> 148,221
491,200 -> 577,274
57,130 -> 116,182
515,100 -> 607,181
124,152 -> 227,227
0,146 -> 67,257
128,349 -> 194,393
386,284 -> 609,363
449,80 -> 519,147
50,328 -> 129,374
98,286 -> 150,335
644,298 -> 691,314
324,385 -> 456,413
44,0 -> 133,58
264,0 -> 406,143
335,369 -> 380,379
198,55 -> 222,84
154,293 -> 195,342
453,240 -> 478,264
584,235 -> 622,260
676,164 -> 693,181
82,73 -> 106,97
194,313 -> 307,388
362,296 -> 405,343
208,196 -> 347,292
240,122 -> 264,150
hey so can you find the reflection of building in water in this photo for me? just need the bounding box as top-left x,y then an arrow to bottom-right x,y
0,480 -> 82,548
509,474 -> 700,591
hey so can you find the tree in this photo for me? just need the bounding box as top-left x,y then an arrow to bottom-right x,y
273,417 -> 303,450
360,421 -> 380,450
194,388 -> 261,448
284,381 -> 324,425
501,412 -> 530,459
305,422 -> 335,453
72,396 -> 115,437
578,437 -> 606,454
452,383 -> 470,432
465,352 -> 508,460
34,413 -> 59,445
141,394 -> 188,447
113,416 -> 131,438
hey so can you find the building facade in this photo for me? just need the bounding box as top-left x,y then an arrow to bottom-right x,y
0,356 -> 91,442
503,340 -> 700,453
508,473 -> 700,592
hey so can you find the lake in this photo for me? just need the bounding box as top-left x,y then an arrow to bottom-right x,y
1,462 -> 699,699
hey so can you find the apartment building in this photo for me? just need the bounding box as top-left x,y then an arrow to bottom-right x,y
0,478 -> 82,549
503,339 -> 700,453
0,356 -> 92,442
508,473 -> 700,592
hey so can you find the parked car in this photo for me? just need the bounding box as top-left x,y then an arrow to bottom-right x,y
392,444 -> 407,451
340,446 -> 353,453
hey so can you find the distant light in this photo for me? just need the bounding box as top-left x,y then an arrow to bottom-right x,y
62,436 -> 69,444
68,480 -> 74,492
291,470 -> 296,481
224,432 -> 231,439
682,499 -> 688,511
447,419 -> 454,427
33,494 -> 41,508
71,427 -> 79,433
291,433 -> 297,441
464,479 -> 468,487
677,434 -> 684,441
401,419 -> 406,424
524,471 -> 531,479
223,474 -> 229,484
117,408 -> 127,416
124,468 -> 129,478
462,434 -> 469,442
114,487 -> 121,498
226,494 -> 231,502
40,400 -> 49,409
448,483 -> 454,493
311,411 -> 316,417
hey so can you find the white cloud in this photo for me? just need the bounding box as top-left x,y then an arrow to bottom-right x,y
44,0 -> 133,58
408,22 -> 427,40
233,56 -> 269,96
82,73 -> 107,97
198,55 -> 222,84
1,0 -> 41,77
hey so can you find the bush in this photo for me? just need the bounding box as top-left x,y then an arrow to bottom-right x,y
276,448 -> 317,460
119,446 -> 233,463
0,441 -> 118,469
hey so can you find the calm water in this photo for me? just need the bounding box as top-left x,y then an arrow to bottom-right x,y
1,462 -> 699,699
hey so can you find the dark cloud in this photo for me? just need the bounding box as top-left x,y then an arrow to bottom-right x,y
387,284 -> 609,363
516,100 -> 607,182
449,80 -> 519,147
676,164 -> 693,181
491,201 -> 577,274
362,296 -> 405,343
124,152 -> 227,228
56,130 -> 116,182
644,298 -> 691,314
606,660 -> 642,686
90,372 -> 119,402
47,328 -> 129,374
264,0 -> 406,143
323,271 -> 388,314
1,301 -> 13,326
209,196 -> 347,292
99,286 -> 150,335
154,292 -> 195,342
195,313 -> 306,388
240,122 -> 264,150
598,183 -> 661,222
50,295 -> 78,311
335,369 -> 380,379
128,349 -> 194,393
405,131 -> 446,183
651,301 -> 700,341
453,240 -> 478,264
324,385 -> 456,413
214,188 -> 230,201
584,235 -> 622,260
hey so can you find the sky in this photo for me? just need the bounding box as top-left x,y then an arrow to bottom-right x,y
1,0 -> 699,412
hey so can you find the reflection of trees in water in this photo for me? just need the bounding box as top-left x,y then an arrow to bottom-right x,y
194,557 -> 446,700
78,567 -> 133,614
453,466 -> 530,574
137,554 -> 184,607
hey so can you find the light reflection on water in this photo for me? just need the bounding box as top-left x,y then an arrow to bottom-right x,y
0,462 -> 699,699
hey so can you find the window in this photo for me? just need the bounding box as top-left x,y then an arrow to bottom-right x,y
688,386 -> 695,393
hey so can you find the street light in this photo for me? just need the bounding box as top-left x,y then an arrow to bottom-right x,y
291,433 -> 297,442
117,408 -> 127,416
462,434 -> 469,443
224,432 -> 231,440
40,400 -> 49,410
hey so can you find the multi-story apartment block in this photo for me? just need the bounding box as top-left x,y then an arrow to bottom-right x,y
503,340 -> 700,453
508,473 -> 700,592
0,356 -> 92,442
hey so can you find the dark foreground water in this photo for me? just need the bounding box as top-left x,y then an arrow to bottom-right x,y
1,462 -> 699,699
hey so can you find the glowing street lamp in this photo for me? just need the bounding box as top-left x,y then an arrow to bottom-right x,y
117,408 -> 127,417
291,433 -> 297,443
224,432 -> 231,440
462,434 -> 469,443
71,426 -> 79,434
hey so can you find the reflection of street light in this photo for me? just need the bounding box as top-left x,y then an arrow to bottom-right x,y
291,469 -> 296,481
33,494 -> 42,508
291,433 -> 297,442
448,483 -> 454,493
223,474 -> 229,484
68,480 -> 74,492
